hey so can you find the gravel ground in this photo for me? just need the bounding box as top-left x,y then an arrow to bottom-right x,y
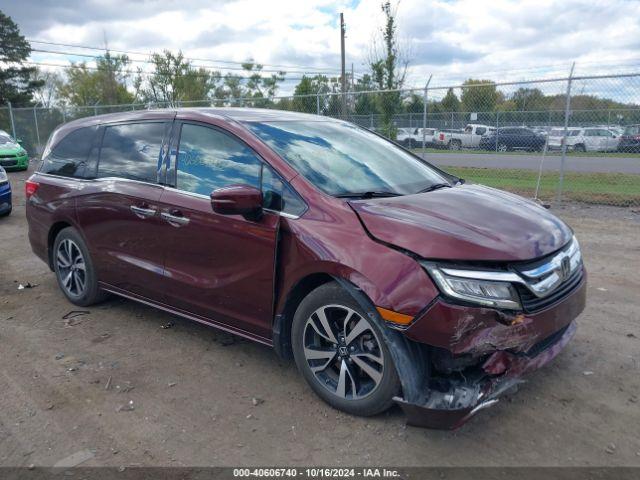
1,167 -> 639,467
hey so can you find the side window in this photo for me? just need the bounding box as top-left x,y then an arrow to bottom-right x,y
176,124 -> 261,196
261,164 -> 307,217
41,127 -> 95,178
98,122 -> 166,182
475,127 -> 486,135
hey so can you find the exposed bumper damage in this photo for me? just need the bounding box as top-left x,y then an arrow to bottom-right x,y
394,321 -> 576,429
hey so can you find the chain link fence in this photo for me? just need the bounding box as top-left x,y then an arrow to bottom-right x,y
2,72 -> 639,207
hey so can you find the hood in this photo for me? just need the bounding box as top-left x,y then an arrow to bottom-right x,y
349,184 -> 572,262
0,142 -> 21,152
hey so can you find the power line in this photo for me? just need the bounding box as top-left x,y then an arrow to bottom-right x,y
28,38 -> 362,75
30,47 -> 351,77
23,60 -> 322,82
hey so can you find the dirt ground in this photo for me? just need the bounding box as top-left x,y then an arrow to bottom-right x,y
1,166 -> 639,468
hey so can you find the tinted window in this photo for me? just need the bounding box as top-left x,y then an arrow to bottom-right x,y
475,127 -> 486,135
261,164 -> 306,217
98,122 -> 166,182
177,123 -> 261,196
42,127 -> 95,178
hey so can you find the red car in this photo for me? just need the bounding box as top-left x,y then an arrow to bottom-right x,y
25,109 -> 586,429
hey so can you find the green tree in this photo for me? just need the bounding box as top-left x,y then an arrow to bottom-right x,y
291,75 -> 330,113
441,88 -> 460,112
0,11 -> 43,106
511,87 -> 547,111
460,79 -> 498,112
140,50 -> 216,106
58,52 -> 135,106
404,93 -> 424,114
370,1 -> 407,138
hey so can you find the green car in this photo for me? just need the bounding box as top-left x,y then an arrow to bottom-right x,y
0,131 -> 29,171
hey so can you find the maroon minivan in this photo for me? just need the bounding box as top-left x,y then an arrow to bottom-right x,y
25,109 -> 586,429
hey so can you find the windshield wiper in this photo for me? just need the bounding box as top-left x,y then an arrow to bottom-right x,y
335,191 -> 403,199
416,182 -> 452,194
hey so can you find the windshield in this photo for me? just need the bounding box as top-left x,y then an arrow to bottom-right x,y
247,121 -> 449,196
0,134 -> 14,144
624,125 -> 640,135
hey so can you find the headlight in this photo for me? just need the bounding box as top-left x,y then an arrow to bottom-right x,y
421,262 -> 522,310
0,168 -> 7,183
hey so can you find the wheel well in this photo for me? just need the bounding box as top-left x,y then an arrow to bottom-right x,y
272,273 -> 335,360
47,221 -> 72,270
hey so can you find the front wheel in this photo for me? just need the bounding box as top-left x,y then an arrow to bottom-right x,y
497,142 -> 508,152
291,282 -> 400,416
53,227 -> 108,306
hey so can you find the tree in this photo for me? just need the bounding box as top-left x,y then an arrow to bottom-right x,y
31,68 -> 63,107
460,79 -> 498,112
404,93 -> 423,113
369,1 -> 407,138
57,52 -> 135,106
140,50 -> 216,106
291,75 -> 330,113
511,87 -> 548,111
0,11 -> 43,106
441,88 -> 460,112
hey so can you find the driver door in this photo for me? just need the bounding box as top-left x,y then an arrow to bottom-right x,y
157,122 -> 280,339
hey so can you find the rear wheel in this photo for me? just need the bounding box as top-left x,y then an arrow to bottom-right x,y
574,143 -> 586,152
497,142 -> 508,152
448,140 -> 461,150
291,282 -> 400,416
53,227 -> 108,306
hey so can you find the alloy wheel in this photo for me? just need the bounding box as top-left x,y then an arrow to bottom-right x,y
498,143 -> 508,152
56,239 -> 87,297
302,305 -> 385,400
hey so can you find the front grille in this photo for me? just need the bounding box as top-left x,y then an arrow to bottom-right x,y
0,154 -> 17,159
516,266 -> 583,313
0,159 -> 18,167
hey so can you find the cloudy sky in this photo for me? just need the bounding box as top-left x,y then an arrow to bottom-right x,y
3,0 -> 640,95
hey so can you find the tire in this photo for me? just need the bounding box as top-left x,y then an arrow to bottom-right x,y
574,144 -> 586,153
0,206 -> 11,217
291,282 -> 400,417
497,142 -> 508,152
448,140 -> 461,151
53,227 -> 108,306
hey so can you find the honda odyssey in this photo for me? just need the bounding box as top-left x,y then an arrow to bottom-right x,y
25,109 -> 586,429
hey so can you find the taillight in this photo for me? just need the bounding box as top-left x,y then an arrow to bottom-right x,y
439,133 -> 445,140
25,180 -> 39,199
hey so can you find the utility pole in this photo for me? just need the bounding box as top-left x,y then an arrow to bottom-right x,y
340,13 -> 346,117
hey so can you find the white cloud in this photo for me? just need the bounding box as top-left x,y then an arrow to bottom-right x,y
5,0 -> 640,94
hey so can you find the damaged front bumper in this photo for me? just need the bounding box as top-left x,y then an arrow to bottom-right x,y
393,321 -> 577,429
389,273 -> 585,429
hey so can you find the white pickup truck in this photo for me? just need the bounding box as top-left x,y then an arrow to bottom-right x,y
433,124 -> 495,150
396,127 -> 438,148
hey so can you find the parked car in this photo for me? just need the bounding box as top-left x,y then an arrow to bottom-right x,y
0,131 -> 29,171
396,127 -> 437,148
618,124 -> 640,153
547,127 -> 620,152
25,109 -> 586,429
433,124 -> 495,150
479,127 -> 546,152
0,166 -> 11,216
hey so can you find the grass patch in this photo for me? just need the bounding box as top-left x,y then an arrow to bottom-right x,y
412,147 -> 640,158
443,166 -> 640,207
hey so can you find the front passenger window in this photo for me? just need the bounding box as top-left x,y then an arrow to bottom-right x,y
177,124 -> 261,196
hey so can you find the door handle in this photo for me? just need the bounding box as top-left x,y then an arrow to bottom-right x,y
161,211 -> 190,226
130,205 -> 157,218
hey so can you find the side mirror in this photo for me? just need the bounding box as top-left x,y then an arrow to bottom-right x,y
16,138 -> 23,144
210,184 -> 263,221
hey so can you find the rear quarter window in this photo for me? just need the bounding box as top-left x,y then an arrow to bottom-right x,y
41,126 -> 96,178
